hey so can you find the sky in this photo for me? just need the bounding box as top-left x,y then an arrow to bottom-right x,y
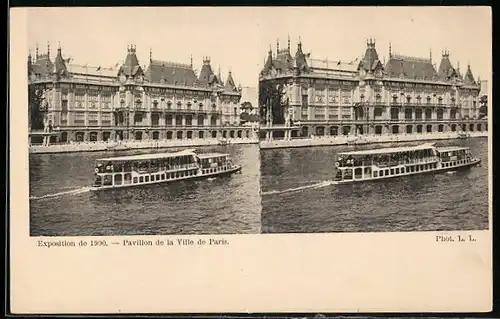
26,7 -> 491,87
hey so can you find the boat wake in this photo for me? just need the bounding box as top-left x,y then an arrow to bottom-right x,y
261,180 -> 335,196
29,187 -> 91,200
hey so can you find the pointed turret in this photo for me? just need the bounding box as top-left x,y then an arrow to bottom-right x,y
437,50 -> 457,80
28,49 -> 33,77
455,61 -> 463,79
52,43 -> 68,77
225,70 -> 237,91
463,64 -> 477,86
265,46 -> 273,69
198,57 -> 219,87
358,38 -> 383,73
217,66 -> 223,84
118,44 -> 143,78
294,38 -> 308,72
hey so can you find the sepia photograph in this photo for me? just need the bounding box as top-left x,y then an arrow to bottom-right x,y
258,7 -> 490,234
27,7 -> 262,236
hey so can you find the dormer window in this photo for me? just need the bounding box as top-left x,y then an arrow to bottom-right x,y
152,100 -> 159,108
426,96 -> 431,104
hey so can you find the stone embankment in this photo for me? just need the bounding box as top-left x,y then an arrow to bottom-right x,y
30,138 -> 259,154
259,132 -> 488,149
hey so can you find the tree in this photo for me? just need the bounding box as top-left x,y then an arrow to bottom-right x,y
240,101 -> 253,112
28,85 -> 45,130
259,80 -> 287,125
478,95 -> 488,118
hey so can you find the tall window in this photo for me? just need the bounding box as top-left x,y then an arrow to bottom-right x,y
88,112 -> 99,126
101,113 -> 112,126
74,112 -> 85,125
302,94 -> 308,107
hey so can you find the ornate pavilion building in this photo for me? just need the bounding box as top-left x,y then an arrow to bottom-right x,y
28,43 -> 251,144
259,37 -> 487,140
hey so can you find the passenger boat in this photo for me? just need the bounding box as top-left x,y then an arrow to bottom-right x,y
90,149 -> 242,191
333,143 -> 480,184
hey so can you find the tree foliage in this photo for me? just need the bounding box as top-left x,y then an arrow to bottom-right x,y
259,80 -> 286,125
240,101 -> 253,111
29,85 -> 45,130
478,95 -> 488,118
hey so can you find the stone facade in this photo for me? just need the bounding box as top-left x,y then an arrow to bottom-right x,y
259,38 -> 488,140
28,43 -> 249,144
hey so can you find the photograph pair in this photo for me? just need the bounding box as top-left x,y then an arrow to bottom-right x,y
10,6 -> 492,314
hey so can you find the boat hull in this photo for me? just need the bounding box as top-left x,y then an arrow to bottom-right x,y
334,158 -> 481,185
89,165 -> 242,191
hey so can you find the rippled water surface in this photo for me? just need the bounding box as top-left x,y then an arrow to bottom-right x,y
260,138 -> 489,233
30,144 -> 261,236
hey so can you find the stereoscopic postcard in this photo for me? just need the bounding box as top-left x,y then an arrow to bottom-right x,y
9,6 -> 492,314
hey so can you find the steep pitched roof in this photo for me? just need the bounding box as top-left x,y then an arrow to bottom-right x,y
53,47 -> 68,77
294,42 -> 308,71
463,65 -> 477,86
385,54 -> 438,80
198,59 -> 222,87
31,53 -> 54,76
276,49 -> 294,69
145,60 -> 198,86
358,39 -> 383,72
263,49 -> 273,72
224,71 -> 237,91
118,45 -> 143,77
437,52 -> 458,80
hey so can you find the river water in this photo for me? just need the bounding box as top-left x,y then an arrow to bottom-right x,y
30,144 -> 261,236
260,138 -> 489,233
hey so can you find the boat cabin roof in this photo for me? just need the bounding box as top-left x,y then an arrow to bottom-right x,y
436,146 -> 469,153
96,150 -> 197,162
338,144 -> 436,157
197,153 -> 230,159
